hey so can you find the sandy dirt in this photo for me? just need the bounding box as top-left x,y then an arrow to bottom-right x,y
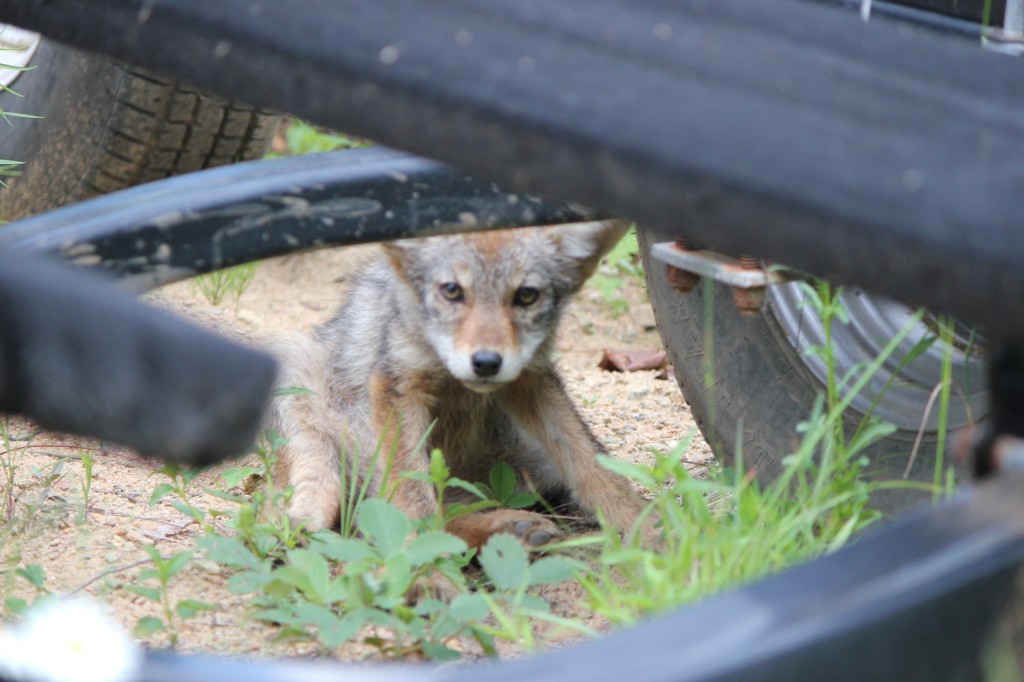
0,244 -> 711,659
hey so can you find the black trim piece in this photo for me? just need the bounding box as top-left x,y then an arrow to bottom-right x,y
0,147 -> 594,290
4,0 -> 1024,338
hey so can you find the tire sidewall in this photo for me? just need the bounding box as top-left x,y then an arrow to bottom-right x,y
638,224 -> 967,514
0,39 -> 128,220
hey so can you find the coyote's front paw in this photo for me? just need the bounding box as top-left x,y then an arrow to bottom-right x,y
446,509 -> 562,550
285,494 -> 335,534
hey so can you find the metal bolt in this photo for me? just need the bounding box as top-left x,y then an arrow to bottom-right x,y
737,255 -> 761,269
666,265 -> 700,293
731,285 -> 766,315
674,237 -> 704,252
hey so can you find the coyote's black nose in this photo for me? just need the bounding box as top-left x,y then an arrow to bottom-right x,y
471,351 -> 503,378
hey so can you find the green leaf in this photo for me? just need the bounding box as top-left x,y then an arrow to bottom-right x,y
197,534 -> 265,571
165,550 -> 195,579
123,584 -> 162,602
526,556 -> 575,587
203,487 -> 245,504
358,499 -> 411,558
171,500 -> 206,522
597,455 -> 657,489
446,478 -> 489,500
175,599 -> 218,619
506,492 -> 541,509
148,483 -> 175,506
382,553 -> 413,598
3,597 -> 28,616
423,642 -> 462,661
479,534 -> 528,591
520,594 -> 553,613
406,531 -> 468,567
227,570 -> 273,594
488,462 -> 517,501
15,564 -> 46,590
448,592 -> 488,622
137,568 -> 161,582
279,549 -> 330,601
317,614 -> 363,648
134,616 -> 166,637
273,386 -> 316,397
221,466 -> 259,489
311,534 -> 378,563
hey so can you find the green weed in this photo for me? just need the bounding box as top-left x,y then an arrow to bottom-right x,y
278,120 -> 369,157
193,438 -> 573,659
3,562 -> 52,617
190,262 -> 257,307
590,226 -> 644,316
572,280 -> 946,625
123,546 -> 217,649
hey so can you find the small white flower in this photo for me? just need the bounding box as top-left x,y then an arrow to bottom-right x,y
0,598 -> 142,682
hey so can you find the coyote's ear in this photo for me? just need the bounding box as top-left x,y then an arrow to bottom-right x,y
381,239 -> 417,276
547,219 -> 631,281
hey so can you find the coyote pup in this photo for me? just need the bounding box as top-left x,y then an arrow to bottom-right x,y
273,220 -> 650,549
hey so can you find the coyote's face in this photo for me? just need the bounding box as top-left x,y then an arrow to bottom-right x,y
384,222 -> 628,393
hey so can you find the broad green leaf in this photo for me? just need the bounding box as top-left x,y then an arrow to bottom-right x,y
479,534 -> 528,591
526,556 -> 575,587
406,531 -> 467,567
382,553 -> 413,597
197,534 -> 265,571
227,570 -> 274,594
281,549 -> 331,601
520,594 -> 553,613
506,492 -> 540,509
448,592 -> 488,622
358,499 -> 411,558
220,466 -> 258,489
288,602 -> 340,629
312,535 -> 378,563
488,462 -> 517,501
133,617 -> 165,637
317,614 -> 362,648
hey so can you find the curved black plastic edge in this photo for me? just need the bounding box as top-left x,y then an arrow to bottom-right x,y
0,147 -> 594,291
0,254 -> 276,465
5,0 -> 1024,337
132,475 -> 1024,681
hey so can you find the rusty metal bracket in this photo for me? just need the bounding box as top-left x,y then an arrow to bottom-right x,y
650,241 -> 795,289
650,241 -> 805,314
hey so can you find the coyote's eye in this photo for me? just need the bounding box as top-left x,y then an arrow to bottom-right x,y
514,286 -> 540,306
439,282 -> 464,302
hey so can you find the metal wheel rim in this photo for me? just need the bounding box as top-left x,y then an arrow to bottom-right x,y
767,283 -> 987,432
0,25 -> 41,90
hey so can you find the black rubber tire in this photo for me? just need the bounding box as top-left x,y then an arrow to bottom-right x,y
0,39 -> 280,221
638,224 -> 970,515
